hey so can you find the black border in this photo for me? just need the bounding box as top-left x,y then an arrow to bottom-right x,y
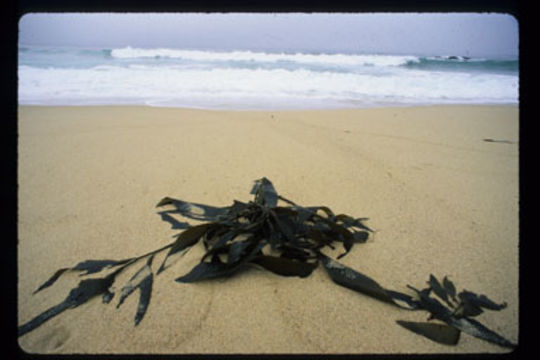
16,0 -> 523,14
8,1 -> 528,360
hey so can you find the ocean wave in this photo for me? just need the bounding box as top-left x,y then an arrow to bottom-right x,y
19,45 -> 518,76
404,57 -> 518,75
110,46 -> 420,67
426,55 -> 478,62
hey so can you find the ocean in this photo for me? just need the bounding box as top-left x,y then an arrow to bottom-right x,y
18,45 -> 519,110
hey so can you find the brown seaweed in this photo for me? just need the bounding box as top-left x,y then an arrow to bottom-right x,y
19,273 -> 117,336
483,138 -> 516,144
20,243 -> 173,336
396,321 -> 461,345
320,254 -> 420,310
18,178 -> 515,349
116,255 -> 155,325
401,275 -> 515,348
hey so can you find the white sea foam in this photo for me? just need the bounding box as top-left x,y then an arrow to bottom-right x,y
18,62 -> 519,109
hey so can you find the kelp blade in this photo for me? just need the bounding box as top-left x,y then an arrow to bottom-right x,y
442,276 -> 457,302
156,197 -> 230,222
396,320 -> 461,345
428,274 -> 453,307
445,315 -> 516,348
34,259 -> 132,294
458,290 -> 508,312
408,282 -> 516,348
321,255 -> 394,303
251,255 -> 318,277
33,268 -> 69,294
177,239 -> 266,283
321,255 -> 418,309
117,256 -> 154,325
18,301 -> 71,337
175,256 -> 231,283
157,223 -> 214,273
74,259 -> 133,276
157,211 -> 190,230
65,276 -> 115,307
134,274 -> 153,325
19,276 -> 114,337
251,177 -> 278,207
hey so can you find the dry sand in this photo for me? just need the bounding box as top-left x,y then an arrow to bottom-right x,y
17,105 -> 519,354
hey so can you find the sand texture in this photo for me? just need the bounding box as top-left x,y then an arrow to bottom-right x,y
18,105 -> 519,354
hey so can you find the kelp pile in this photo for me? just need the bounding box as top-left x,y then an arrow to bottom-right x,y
18,178 -> 515,349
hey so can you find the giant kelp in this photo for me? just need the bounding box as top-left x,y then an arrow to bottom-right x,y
18,178 -> 515,349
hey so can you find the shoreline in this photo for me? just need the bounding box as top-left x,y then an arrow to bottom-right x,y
17,102 -> 519,112
18,104 -> 519,354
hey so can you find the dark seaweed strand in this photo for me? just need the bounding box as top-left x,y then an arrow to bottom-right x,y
401,276 -> 516,348
318,254 -> 420,310
20,194 -> 243,336
18,302 -> 71,337
160,182 -> 514,349
19,243 -> 174,336
396,320 -> 461,346
318,256 -> 515,348
33,241 -> 175,296
21,179 -> 368,337
19,271 -> 117,337
116,255 -> 155,325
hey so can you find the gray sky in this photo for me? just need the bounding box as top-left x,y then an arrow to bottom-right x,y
18,13 -> 519,57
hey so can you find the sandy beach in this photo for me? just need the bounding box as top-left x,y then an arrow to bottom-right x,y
17,105 -> 519,354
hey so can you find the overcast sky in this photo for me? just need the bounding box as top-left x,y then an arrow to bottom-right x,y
18,13 -> 519,57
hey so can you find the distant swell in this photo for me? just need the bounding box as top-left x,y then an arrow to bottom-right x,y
404,57 -> 518,75
110,46 -> 420,67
